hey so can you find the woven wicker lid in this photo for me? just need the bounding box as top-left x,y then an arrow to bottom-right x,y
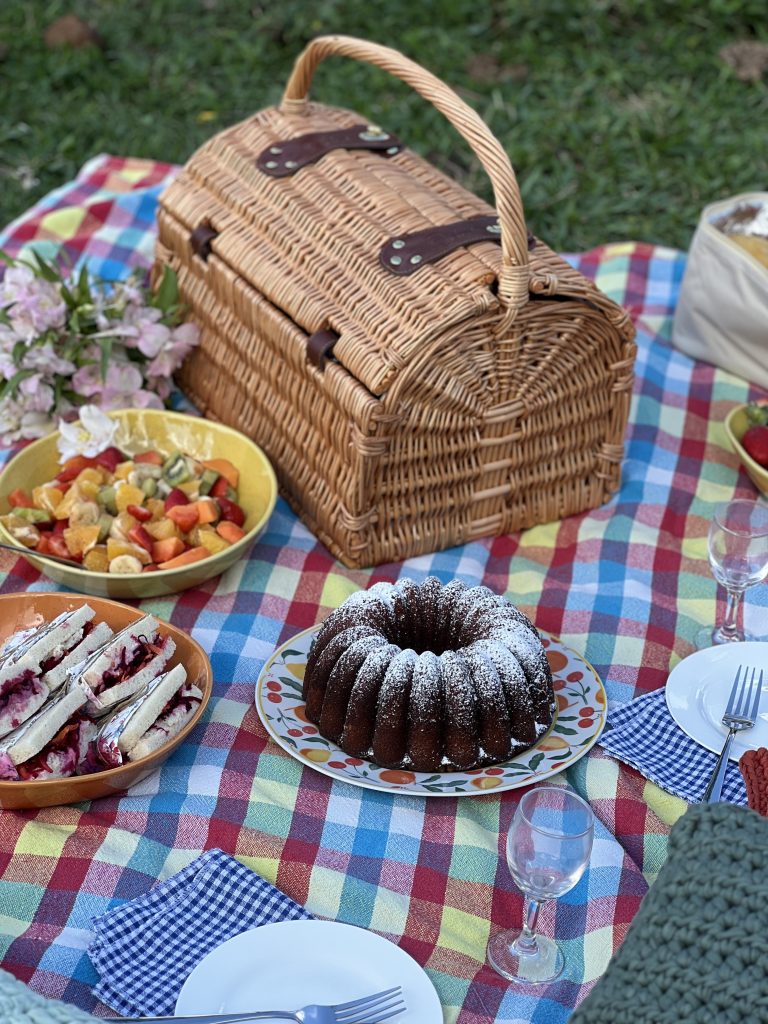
160,36 -> 631,396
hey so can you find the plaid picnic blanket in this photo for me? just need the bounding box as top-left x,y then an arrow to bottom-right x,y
0,155 -> 764,1024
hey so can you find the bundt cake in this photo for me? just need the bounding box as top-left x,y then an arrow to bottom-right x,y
302,577 -> 556,772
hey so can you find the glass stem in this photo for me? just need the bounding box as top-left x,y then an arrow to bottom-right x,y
720,587 -> 744,640
513,897 -> 542,955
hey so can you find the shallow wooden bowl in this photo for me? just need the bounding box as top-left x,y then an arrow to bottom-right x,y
0,592 -> 212,810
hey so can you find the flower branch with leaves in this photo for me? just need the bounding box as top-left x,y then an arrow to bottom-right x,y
0,251 -> 198,446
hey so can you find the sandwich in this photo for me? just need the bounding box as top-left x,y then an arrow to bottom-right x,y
75,614 -> 176,713
95,663 -> 203,767
0,606 -> 110,740
0,683 -> 95,781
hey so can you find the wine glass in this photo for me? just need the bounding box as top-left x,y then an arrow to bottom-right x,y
695,499 -> 768,649
486,785 -> 594,984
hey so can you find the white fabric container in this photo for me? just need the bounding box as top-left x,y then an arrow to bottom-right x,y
673,192 -> 768,389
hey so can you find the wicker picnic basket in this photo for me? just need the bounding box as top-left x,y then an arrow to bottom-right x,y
155,35 -> 636,568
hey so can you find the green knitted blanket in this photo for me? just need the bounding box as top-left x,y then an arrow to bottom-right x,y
0,966 -> 97,1023
571,803 -> 768,1024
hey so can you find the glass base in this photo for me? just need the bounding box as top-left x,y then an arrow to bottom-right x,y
694,625 -> 759,649
486,928 -> 564,984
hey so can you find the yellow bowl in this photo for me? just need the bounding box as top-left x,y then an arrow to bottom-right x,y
0,409 -> 278,598
725,404 -> 768,497
0,592 -> 213,810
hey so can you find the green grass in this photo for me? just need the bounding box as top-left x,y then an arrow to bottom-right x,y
0,0 -> 766,251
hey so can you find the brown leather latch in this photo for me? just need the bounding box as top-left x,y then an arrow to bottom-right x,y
257,124 -> 402,177
189,223 -> 218,261
307,329 -> 339,369
380,217 -> 537,275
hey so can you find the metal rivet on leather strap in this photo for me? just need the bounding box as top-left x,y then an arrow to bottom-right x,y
486,222 -> 501,234
285,160 -> 297,169
390,256 -> 402,266
392,240 -> 405,249
265,161 -> 278,169
386,147 -> 399,155
269,146 -> 282,154
410,255 -> 422,265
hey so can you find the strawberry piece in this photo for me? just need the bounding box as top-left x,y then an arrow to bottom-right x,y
48,535 -> 76,561
210,475 -> 230,499
126,503 -> 153,523
53,518 -> 68,535
56,455 -> 98,483
741,425 -> 768,468
164,488 -> 189,511
128,523 -> 155,554
216,496 -> 245,527
93,446 -> 126,473
134,450 -> 164,465
8,488 -> 35,508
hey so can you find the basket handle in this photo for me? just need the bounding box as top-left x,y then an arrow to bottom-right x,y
281,34 -> 530,318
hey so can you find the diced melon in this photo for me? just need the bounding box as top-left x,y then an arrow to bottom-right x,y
64,524 -> 101,557
152,536 -> 185,563
106,537 -> 152,565
196,497 -> 219,524
83,545 -> 110,573
216,521 -> 246,544
115,484 -> 146,513
203,458 -> 239,487
157,546 -> 208,570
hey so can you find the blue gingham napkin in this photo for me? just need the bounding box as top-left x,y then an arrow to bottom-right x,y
88,848 -> 313,1017
599,688 -> 748,805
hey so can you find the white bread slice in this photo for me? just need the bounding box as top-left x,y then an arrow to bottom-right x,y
127,682 -> 203,762
42,620 -> 114,693
0,684 -> 87,767
78,614 -> 160,692
0,605 -> 95,696
116,663 -> 188,754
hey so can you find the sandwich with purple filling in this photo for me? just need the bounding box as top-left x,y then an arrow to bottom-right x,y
0,683 -> 95,781
93,663 -> 203,768
0,606 -> 112,740
76,614 -> 175,713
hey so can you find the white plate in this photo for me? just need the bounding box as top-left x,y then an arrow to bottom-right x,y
175,919 -> 442,1021
255,626 -> 606,796
665,641 -> 768,760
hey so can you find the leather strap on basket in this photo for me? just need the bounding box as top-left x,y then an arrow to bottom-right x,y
307,328 -> 339,369
381,216 -> 537,275
190,223 -> 218,261
280,35 -> 530,327
257,124 -> 402,177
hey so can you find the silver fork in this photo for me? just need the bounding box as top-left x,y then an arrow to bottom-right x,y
702,664 -> 763,804
112,986 -> 406,1024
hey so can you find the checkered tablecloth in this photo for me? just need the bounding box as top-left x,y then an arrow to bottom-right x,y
0,155 -> 765,1024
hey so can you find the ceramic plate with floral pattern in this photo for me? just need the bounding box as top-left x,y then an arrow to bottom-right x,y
255,626 -> 606,796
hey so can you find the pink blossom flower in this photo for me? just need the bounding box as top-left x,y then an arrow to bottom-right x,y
0,265 -> 66,340
18,375 -> 54,414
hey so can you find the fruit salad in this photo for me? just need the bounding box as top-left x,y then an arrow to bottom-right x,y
1,446 -> 248,573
